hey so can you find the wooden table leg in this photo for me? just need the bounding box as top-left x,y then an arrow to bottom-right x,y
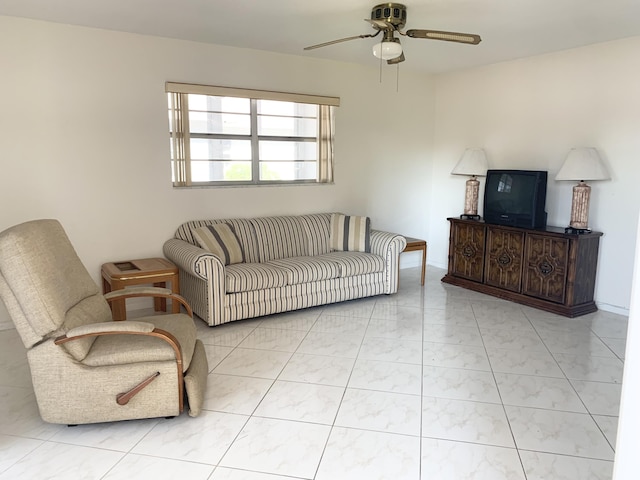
420,243 -> 426,286
402,237 -> 428,286
171,273 -> 181,314
153,281 -> 167,312
108,279 -> 127,321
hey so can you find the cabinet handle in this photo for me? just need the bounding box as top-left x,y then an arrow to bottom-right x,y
462,245 -> 475,258
498,253 -> 511,266
539,262 -> 553,275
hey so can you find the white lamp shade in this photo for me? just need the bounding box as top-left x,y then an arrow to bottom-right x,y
372,41 -> 403,60
555,147 -> 610,181
451,148 -> 489,177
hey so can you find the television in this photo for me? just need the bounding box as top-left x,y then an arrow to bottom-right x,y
483,169 -> 548,229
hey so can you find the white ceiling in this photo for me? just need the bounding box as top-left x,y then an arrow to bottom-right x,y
2,0 -> 640,73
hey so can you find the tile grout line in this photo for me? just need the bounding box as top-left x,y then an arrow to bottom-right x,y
525,310 -> 620,456
472,301 -> 530,479
310,300 -> 376,480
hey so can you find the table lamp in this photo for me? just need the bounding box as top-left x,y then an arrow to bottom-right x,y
555,147 -> 610,234
451,148 -> 489,220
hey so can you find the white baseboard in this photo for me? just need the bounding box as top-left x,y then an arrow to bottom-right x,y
596,302 -> 630,317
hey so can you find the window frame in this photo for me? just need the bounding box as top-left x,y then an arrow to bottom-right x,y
166,82 -> 339,187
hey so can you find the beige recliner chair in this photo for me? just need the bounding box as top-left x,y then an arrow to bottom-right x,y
0,219 -> 208,425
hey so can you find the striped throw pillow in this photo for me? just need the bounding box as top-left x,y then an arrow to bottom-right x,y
193,224 -> 245,265
330,214 -> 371,253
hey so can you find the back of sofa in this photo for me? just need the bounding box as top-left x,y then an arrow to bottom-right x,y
174,213 -> 333,263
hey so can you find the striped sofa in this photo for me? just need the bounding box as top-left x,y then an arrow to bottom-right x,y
163,213 -> 406,326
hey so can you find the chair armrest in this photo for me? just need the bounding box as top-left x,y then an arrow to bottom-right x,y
54,325 -> 183,370
104,286 -> 193,318
54,324 -> 185,408
62,321 -> 155,338
104,286 -> 171,298
163,238 -> 224,280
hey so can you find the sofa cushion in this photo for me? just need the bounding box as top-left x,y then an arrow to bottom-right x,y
225,263 -> 288,293
299,213 -> 332,256
268,256 -> 340,285
251,216 -> 309,262
330,214 -> 371,253
317,252 -> 385,277
193,224 -> 245,265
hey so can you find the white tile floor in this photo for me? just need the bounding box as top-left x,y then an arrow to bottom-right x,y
0,266 -> 627,479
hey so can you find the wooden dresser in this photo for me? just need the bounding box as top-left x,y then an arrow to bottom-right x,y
441,218 -> 602,317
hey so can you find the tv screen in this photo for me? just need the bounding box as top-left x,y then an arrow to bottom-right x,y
483,170 -> 548,229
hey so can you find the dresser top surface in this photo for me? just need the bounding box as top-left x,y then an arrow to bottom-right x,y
447,218 -> 603,238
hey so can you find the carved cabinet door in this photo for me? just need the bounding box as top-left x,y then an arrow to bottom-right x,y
450,221 -> 485,282
485,227 -> 524,292
522,234 -> 569,303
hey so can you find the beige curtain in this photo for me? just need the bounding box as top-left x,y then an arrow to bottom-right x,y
318,105 -> 335,183
168,93 -> 191,187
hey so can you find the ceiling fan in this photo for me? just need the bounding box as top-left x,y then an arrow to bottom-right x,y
304,3 -> 481,64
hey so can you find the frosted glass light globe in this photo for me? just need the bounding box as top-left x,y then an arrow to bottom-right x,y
372,41 -> 403,60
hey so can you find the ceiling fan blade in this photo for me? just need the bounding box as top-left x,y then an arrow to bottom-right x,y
387,52 -> 405,65
406,29 -> 481,45
364,18 -> 393,30
304,32 -> 379,50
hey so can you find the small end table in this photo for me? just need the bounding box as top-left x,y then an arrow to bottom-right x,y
402,237 -> 427,286
101,257 -> 180,320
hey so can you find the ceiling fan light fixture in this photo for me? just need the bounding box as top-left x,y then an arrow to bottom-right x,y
372,40 -> 403,60
303,3 -> 482,64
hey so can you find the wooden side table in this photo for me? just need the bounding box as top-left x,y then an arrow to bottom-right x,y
101,257 -> 180,320
402,237 -> 427,286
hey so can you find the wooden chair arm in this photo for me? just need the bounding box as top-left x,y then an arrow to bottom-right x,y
104,287 -> 193,318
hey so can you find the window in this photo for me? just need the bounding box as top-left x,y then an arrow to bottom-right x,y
166,82 -> 339,187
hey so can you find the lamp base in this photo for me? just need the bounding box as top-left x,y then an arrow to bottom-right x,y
462,177 -> 481,217
568,181 -> 591,230
460,214 -> 481,221
564,226 -> 593,235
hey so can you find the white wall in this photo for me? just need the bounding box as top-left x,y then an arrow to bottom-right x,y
430,36 -> 640,313
0,16 -> 435,327
613,211 -> 640,479
3,15 -> 638,320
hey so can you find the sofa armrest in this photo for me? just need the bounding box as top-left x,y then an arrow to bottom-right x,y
163,238 -> 224,280
370,230 -> 407,294
164,237 -> 228,326
370,230 -> 407,256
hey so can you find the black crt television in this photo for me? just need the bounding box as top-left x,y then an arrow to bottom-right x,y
483,170 -> 548,229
